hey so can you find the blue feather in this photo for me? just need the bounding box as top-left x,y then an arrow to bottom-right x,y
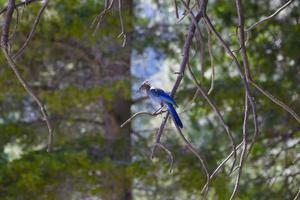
167,103 -> 183,128
149,88 -> 177,106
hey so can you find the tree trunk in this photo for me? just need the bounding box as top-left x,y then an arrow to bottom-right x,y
100,0 -> 133,199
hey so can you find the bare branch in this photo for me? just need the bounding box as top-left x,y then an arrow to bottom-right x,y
204,13 -> 260,175
1,0 -> 53,152
120,110 -> 167,128
117,0 -> 127,47
13,0 -> 49,59
201,141 -> 243,194
250,81 -> 300,124
151,112 -> 170,159
188,63 -> 237,174
205,23 -> 214,95
7,5 -> 19,44
92,0 -> 115,35
0,0 -> 40,15
180,88 -> 199,114
180,0 -> 205,75
174,124 -> 210,198
204,16 -> 258,132
246,0 -> 295,32
293,188 -> 300,200
152,143 -> 174,173
151,1 -> 207,158
228,1 -> 255,198
173,0 -> 179,19
1,0 -> 14,46
230,94 -> 249,200
1,50 -> 54,152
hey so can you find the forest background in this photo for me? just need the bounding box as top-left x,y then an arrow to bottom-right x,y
0,0 -> 299,199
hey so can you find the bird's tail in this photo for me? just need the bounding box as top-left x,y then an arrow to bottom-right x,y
166,103 -> 183,129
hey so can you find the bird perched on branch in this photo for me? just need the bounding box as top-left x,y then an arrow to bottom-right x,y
139,80 -> 183,129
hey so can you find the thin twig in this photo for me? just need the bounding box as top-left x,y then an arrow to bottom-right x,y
246,0 -> 295,32
13,0 -> 49,59
120,110 -> 167,128
152,143 -> 174,173
180,88 -> 199,113
151,112 -> 170,159
188,63 -> 237,174
174,124 -> 210,199
201,141 -> 243,194
7,5 -> 19,44
180,0 -> 205,76
1,51 -> 54,151
204,16 -> 257,132
228,1 -> 255,198
250,80 -> 300,124
236,0 -> 260,164
204,14 -> 261,177
117,0 -> 126,47
178,0 -> 191,21
177,2 -> 197,23
205,23 -> 214,95
1,0 -> 53,152
91,0 -> 115,35
293,188 -> 300,200
173,0 -> 179,19
229,94 -> 249,200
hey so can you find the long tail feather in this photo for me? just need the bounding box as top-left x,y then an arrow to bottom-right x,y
167,103 -> 183,128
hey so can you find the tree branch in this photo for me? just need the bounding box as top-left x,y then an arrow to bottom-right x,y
14,0 -> 49,58
1,0 -> 53,152
120,110 -> 167,128
174,123 -> 210,198
246,0 -> 295,32
151,0 -> 208,159
0,0 -> 40,15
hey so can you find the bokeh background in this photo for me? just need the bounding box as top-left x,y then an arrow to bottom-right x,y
0,0 -> 299,199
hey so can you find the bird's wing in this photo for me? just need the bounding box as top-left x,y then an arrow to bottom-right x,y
150,88 -> 178,106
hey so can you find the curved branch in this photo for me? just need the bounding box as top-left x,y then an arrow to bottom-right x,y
120,110 -> 166,128
174,124 -> 210,198
293,189 -> 300,200
14,0 -> 49,59
246,0 -> 295,32
1,49 -> 54,152
92,0 -> 115,35
201,141 -> 243,194
204,16 -> 257,128
1,0 -> 53,152
188,63 -> 237,174
152,143 -> 174,173
250,81 -> 300,124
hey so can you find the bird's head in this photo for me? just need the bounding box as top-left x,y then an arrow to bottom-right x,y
139,80 -> 151,91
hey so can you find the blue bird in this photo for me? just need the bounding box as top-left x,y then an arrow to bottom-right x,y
139,81 -> 183,128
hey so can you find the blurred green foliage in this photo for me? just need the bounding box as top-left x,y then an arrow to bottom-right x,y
0,0 -> 299,199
